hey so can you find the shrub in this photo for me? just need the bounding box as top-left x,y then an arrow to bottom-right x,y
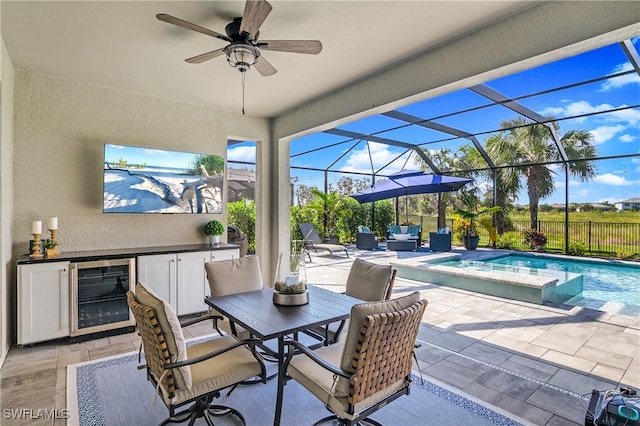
453,217 -> 474,243
568,241 -> 587,256
228,199 -> 256,252
495,232 -> 522,250
523,229 -> 547,251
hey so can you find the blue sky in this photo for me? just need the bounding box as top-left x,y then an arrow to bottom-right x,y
231,38 -> 640,206
105,144 -> 203,170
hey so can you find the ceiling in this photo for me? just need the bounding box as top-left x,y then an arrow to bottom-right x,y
1,1 -> 538,118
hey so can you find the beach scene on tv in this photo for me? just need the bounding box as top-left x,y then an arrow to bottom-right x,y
104,144 -> 224,214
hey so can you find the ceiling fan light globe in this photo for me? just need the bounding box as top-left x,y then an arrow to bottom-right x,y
225,44 -> 260,72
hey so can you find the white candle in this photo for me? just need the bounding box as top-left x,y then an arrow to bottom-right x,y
48,217 -> 58,230
32,221 -> 42,234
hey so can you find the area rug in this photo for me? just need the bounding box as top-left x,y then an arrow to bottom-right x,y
67,336 -> 531,426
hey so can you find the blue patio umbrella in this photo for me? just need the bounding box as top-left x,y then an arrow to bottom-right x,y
350,170 -> 473,204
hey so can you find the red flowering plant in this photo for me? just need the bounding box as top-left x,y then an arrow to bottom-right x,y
523,229 -> 547,251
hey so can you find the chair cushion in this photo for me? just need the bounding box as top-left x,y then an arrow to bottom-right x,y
135,282 -> 192,390
340,291 -> 421,373
205,255 -> 263,296
387,225 -> 401,235
358,225 -> 371,233
168,335 -> 264,405
289,323 -> 410,420
345,258 -> 392,302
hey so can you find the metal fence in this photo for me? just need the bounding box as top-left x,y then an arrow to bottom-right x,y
411,215 -> 640,258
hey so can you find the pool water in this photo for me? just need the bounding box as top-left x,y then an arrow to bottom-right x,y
485,254 -> 640,317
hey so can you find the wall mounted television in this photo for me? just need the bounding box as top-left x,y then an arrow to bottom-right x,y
103,144 -> 225,214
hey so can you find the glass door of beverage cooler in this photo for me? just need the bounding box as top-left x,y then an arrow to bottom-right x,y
70,258 -> 135,336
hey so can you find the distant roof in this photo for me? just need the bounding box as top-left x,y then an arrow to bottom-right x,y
227,168 -> 255,196
620,198 -> 640,203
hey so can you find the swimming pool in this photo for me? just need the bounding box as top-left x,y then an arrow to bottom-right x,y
481,254 -> 640,317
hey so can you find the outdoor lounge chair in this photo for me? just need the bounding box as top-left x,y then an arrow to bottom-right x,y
299,223 -> 349,259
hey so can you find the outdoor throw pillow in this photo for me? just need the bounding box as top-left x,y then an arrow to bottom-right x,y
135,282 -> 192,390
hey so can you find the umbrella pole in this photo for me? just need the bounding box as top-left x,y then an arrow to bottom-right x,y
395,197 -> 399,224
405,198 -> 408,223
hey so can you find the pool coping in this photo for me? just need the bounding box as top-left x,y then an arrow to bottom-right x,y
389,252 -> 584,305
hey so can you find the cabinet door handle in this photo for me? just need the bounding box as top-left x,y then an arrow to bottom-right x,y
70,267 -> 77,333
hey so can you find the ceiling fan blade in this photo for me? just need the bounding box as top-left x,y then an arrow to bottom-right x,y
254,56 -> 277,77
185,48 -> 226,64
239,0 -> 273,39
258,40 -> 322,55
156,13 -> 231,42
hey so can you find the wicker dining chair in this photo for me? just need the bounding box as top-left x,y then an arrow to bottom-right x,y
283,291 -> 427,426
309,258 -> 397,345
127,284 -> 266,425
204,255 -> 264,341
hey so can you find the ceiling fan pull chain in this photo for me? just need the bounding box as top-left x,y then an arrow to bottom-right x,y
241,72 -> 246,115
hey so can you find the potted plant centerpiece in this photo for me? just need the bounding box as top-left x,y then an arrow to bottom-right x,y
453,206 -> 502,250
204,220 -> 225,245
43,240 -> 59,257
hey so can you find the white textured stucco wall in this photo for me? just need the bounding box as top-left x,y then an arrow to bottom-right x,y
12,71 -> 270,256
1,38 -> 16,365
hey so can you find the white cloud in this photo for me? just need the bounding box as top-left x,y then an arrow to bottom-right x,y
539,100 -> 640,130
589,125 -> 626,144
340,142 -> 410,174
593,173 -> 637,186
601,62 -> 640,91
618,134 -> 636,143
227,145 -> 256,162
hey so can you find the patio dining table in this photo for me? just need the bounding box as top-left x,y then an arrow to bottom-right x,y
205,285 -> 362,426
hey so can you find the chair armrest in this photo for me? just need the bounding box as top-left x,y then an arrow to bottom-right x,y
283,340 -> 350,379
179,313 -> 223,328
166,337 -> 264,369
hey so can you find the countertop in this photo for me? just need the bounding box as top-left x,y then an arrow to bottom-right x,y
17,243 -> 240,265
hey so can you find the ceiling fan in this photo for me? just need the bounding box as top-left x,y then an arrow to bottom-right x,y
157,0 -> 322,77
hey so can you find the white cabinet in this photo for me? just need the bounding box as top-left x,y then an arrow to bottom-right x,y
18,261 -> 70,345
138,249 -> 238,316
137,253 -> 178,307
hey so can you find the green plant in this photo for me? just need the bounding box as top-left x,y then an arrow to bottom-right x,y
228,199 -> 256,253
204,220 -> 224,236
303,189 -> 352,239
43,239 -> 58,249
495,232 -> 522,250
453,206 -> 502,239
568,241 -> 587,256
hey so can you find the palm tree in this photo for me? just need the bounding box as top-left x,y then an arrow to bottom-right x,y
485,117 -> 597,229
304,189 -> 352,240
419,148 -> 459,228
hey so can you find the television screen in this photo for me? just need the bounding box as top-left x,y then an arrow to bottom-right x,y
103,144 -> 225,214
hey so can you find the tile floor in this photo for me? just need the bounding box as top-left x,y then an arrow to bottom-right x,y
1,247 -> 638,426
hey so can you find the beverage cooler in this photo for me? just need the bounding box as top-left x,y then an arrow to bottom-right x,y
70,258 -> 135,337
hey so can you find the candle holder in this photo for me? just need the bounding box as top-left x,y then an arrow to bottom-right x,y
49,228 -> 61,254
29,234 -> 44,258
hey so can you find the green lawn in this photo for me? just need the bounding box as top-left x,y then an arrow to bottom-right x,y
507,210 -> 640,224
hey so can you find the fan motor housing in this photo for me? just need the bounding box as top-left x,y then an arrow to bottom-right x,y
226,17 -> 259,41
